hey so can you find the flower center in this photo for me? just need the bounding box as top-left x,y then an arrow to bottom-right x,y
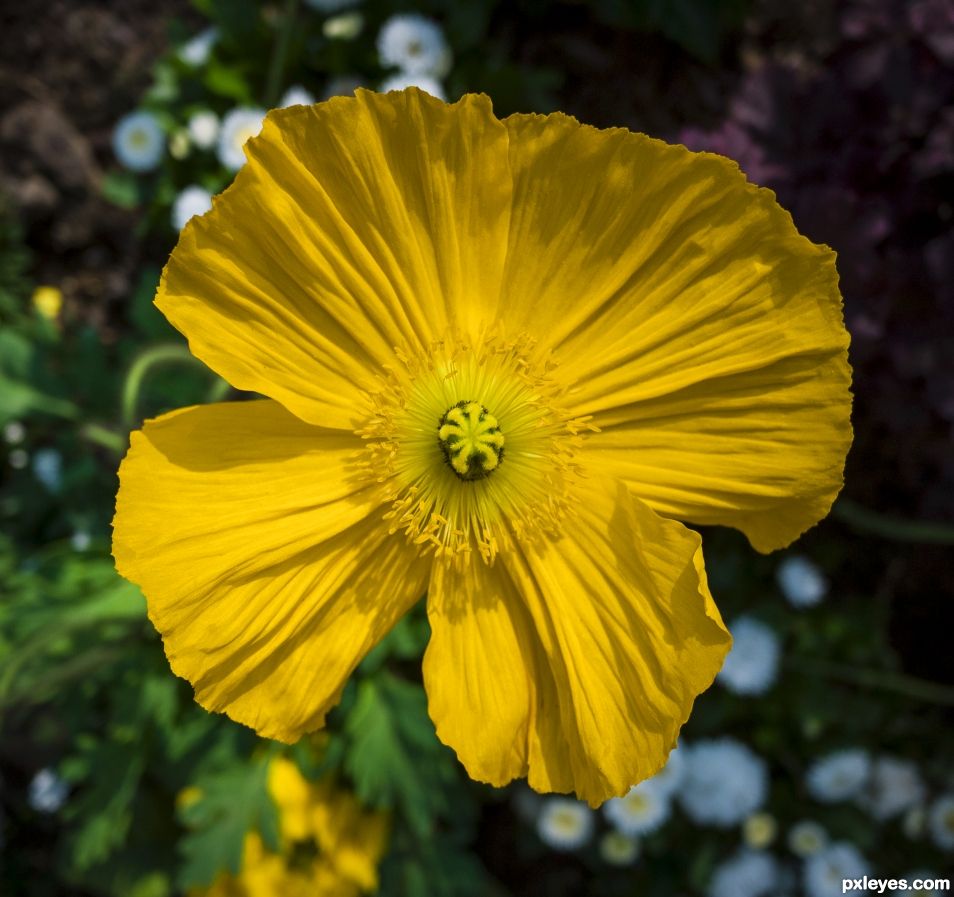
356,329 -> 600,566
437,401 -> 504,481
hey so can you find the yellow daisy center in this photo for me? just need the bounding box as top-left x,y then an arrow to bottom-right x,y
357,330 -> 599,566
437,401 -> 505,481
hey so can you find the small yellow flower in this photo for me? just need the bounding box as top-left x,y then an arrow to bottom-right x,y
113,89 -> 852,805
32,286 -> 63,320
194,757 -> 387,897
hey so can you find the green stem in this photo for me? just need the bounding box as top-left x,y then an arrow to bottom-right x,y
80,422 -> 126,456
264,0 -> 300,107
833,498 -> 954,544
790,656 -> 954,706
120,344 -> 208,428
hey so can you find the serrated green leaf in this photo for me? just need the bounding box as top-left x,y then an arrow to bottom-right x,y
177,755 -> 280,888
343,672 -> 458,838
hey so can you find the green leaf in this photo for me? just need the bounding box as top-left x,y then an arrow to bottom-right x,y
343,672 -> 458,838
64,738 -> 146,870
101,171 -> 141,209
203,61 -> 253,102
0,330 -> 77,424
177,755 -> 281,888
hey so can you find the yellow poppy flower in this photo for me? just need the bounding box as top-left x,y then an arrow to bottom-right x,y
113,88 -> 851,806
193,757 -> 387,897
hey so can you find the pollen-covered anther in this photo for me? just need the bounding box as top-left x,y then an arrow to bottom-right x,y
437,401 -> 505,481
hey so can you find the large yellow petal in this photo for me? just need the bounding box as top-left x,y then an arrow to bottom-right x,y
501,112 -> 851,551
157,89 -> 512,429
425,478 -> 730,806
113,400 -> 429,741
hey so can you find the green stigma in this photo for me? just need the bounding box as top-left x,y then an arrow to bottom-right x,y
437,400 -> 505,481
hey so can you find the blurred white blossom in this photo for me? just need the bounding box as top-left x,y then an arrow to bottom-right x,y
678,738 -> 768,827
178,27 -> 218,66
708,850 -> 778,897
377,13 -> 451,77
188,110 -> 220,150
804,842 -> 870,897
777,555 -> 828,607
537,797 -> 593,851
28,769 -> 68,814
599,830 -> 639,866
323,11 -> 363,39
806,749 -> 871,803
717,616 -> 780,695
3,421 -> 25,445
113,111 -> 165,172
603,777 -> 671,836
217,107 -> 266,171
280,85 -> 316,108
787,820 -> 828,857
859,756 -> 925,820
171,185 -> 213,231
32,448 -> 62,492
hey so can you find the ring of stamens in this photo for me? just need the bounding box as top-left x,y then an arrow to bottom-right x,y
355,329 -> 600,566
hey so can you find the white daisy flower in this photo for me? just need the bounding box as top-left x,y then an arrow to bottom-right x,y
717,616 -> 780,695
323,11 -> 363,39
377,13 -> 451,77
217,107 -> 266,171
859,756 -> 925,820
806,749 -> 871,803
178,27 -> 218,67
28,768 -> 68,814
304,0 -> 359,11
188,111 -> 219,150
777,555 -> 828,607
708,850 -> 779,897
804,842 -> 870,897
32,448 -> 62,492
599,831 -> 639,866
171,185 -> 213,231
113,110 -> 165,172
280,85 -> 316,108
678,738 -> 768,827
928,793 -> 954,850
537,797 -> 594,851
787,820 -> 828,857
603,777 -> 671,836
379,73 -> 445,101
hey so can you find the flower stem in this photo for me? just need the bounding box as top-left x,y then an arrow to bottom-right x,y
832,498 -> 954,544
264,0 -> 300,108
790,656 -> 954,706
80,422 -> 126,456
120,343 -> 209,429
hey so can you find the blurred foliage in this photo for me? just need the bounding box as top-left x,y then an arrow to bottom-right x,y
2,0 -> 953,896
